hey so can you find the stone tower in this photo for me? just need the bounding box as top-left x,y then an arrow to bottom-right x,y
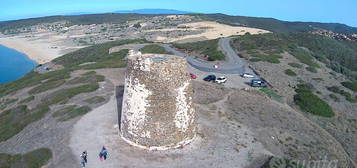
120,50 -> 196,150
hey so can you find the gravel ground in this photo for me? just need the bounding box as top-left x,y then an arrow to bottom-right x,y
69,81 -> 272,168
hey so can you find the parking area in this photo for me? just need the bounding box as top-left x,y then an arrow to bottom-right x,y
187,64 -> 258,89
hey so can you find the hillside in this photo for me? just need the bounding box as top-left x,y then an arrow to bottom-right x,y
0,13 -> 156,34
228,33 -> 357,164
114,9 -> 190,14
200,13 -> 357,34
1,12 -> 357,168
232,33 -> 357,79
2,13 -> 357,35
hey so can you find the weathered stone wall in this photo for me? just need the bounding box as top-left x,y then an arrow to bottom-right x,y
120,50 -> 196,150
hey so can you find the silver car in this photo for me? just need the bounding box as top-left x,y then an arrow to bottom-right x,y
241,73 -> 255,78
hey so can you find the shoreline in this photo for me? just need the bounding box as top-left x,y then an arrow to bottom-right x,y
0,36 -> 62,64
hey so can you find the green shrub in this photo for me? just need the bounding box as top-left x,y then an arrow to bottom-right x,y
249,58 -> 261,62
259,88 -> 283,103
341,81 -> 357,92
288,62 -> 303,68
285,69 -> 297,76
82,71 -> 96,76
262,157 -> 304,168
327,86 -> 357,103
312,78 -> 323,82
84,96 -> 106,104
0,148 -> 52,168
173,39 -> 225,61
139,44 -> 170,54
294,84 -> 334,117
306,66 -> 317,73
329,94 -> 339,102
19,96 -> 35,104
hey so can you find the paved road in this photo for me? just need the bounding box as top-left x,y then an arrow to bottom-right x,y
110,38 -> 246,74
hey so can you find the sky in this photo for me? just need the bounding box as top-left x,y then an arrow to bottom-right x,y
0,0 -> 356,27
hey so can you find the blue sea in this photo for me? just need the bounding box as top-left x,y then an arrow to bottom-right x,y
0,45 -> 37,84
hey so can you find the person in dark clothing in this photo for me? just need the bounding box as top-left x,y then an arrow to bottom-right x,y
80,151 -> 88,167
99,146 -> 108,161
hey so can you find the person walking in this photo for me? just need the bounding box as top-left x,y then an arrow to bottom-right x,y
99,146 -> 108,161
80,151 -> 88,167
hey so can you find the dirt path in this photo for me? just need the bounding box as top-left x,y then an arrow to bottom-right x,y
69,95 -> 119,168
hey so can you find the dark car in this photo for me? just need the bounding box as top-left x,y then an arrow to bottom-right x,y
250,79 -> 268,87
203,75 -> 216,82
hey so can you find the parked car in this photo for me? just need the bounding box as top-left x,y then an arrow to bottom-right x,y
189,73 -> 197,79
250,79 -> 268,87
215,76 -> 227,84
203,75 -> 216,82
241,73 -> 255,78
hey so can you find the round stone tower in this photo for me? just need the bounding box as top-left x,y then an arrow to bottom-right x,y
120,50 -> 196,150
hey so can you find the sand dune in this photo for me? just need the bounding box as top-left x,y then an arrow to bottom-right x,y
148,21 -> 270,43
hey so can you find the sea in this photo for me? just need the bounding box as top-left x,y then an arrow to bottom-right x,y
0,45 -> 37,84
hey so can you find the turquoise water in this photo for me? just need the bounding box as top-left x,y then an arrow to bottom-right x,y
0,45 -> 37,84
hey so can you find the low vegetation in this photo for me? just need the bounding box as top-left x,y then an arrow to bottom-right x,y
249,52 -> 282,64
0,105 -> 49,142
294,84 -> 334,117
326,86 -> 357,103
259,88 -> 283,103
28,79 -> 66,94
67,71 -> 105,85
341,81 -> 357,92
0,148 -> 52,168
0,69 -> 71,97
139,44 -> 170,54
202,13 -> 357,34
53,39 -> 148,68
80,49 -> 129,69
42,83 -> 99,105
173,39 -> 225,61
19,96 -> 35,104
289,47 -> 320,68
52,105 -> 91,122
84,96 -> 106,104
0,98 -> 18,110
285,69 -> 297,76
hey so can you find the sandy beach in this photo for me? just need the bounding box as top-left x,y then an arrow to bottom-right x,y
0,36 -> 63,64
